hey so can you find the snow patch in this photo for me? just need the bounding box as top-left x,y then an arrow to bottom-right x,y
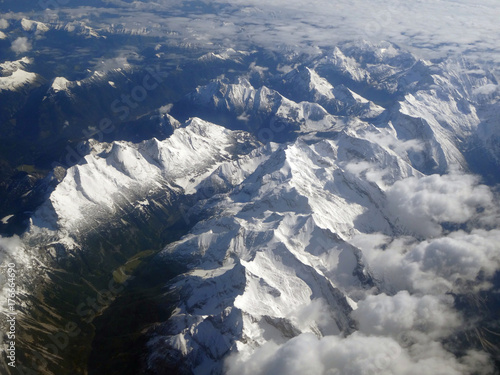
51,77 -> 71,93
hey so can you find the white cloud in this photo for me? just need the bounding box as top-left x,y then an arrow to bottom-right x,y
352,228 -> 500,295
0,235 -> 24,302
90,49 -> 140,72
0,19 -> 8,29
225,332 -> 494,375
473,83 -> 498,97
352,291 -> 460,341
94,56 -> 130,71
286,298 -> 339,336
226,169 -> 499,375
410,229 -> 500,285
386,173 -> 494,237
213,1 -> 500,68
0,235 -> 23,265
362,130 -> 424,159
344,161 -> 388,187
351,234 -> 422,292
52,1 -> 500,70
11,37 -> 32,54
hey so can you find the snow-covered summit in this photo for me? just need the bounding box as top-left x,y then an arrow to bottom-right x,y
0,57 -> 40,92
21,18 -> 49,33
0,57 -> 33,75
279,66 -> 385,118
143,101 -> 497,372
0,68 -> 39,92
50,77 -> 72,93
28,118 -> 258,234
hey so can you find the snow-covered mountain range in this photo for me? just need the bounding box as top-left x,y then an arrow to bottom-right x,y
1,41 -> 499,375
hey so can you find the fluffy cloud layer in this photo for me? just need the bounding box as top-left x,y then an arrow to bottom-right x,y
227,170 -> 499,374
36,0 -> 500,70
206,0 -> 500,67
225,332 -> 494,375
411,229 -> 500,286
386,173 -> 495,237
352,291 -> 460,341
225,226 -> 499,374
353,229 -> 500,295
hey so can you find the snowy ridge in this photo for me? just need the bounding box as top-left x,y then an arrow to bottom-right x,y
45,68 -> 130,98
141,44 -> 500,374
0,57 -> 32,75
20,18 -> 49,33
278,66 -> 384,119
189,78 -> 341,133
144,118 -> 429,372
315,42 -> 499,175
386,57 -> 497,174
28,118 -> 257,234
186,43 -> 498,176
0,68 -> 39,92
0,57 -> 39,92
143,134 -> 498,374
198,48 -> 248,63
317,42 -> 414,93
52,21 -> 102,38
50,77 -> 72,93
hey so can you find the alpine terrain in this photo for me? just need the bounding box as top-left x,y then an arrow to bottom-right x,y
0,39 -> 499,375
